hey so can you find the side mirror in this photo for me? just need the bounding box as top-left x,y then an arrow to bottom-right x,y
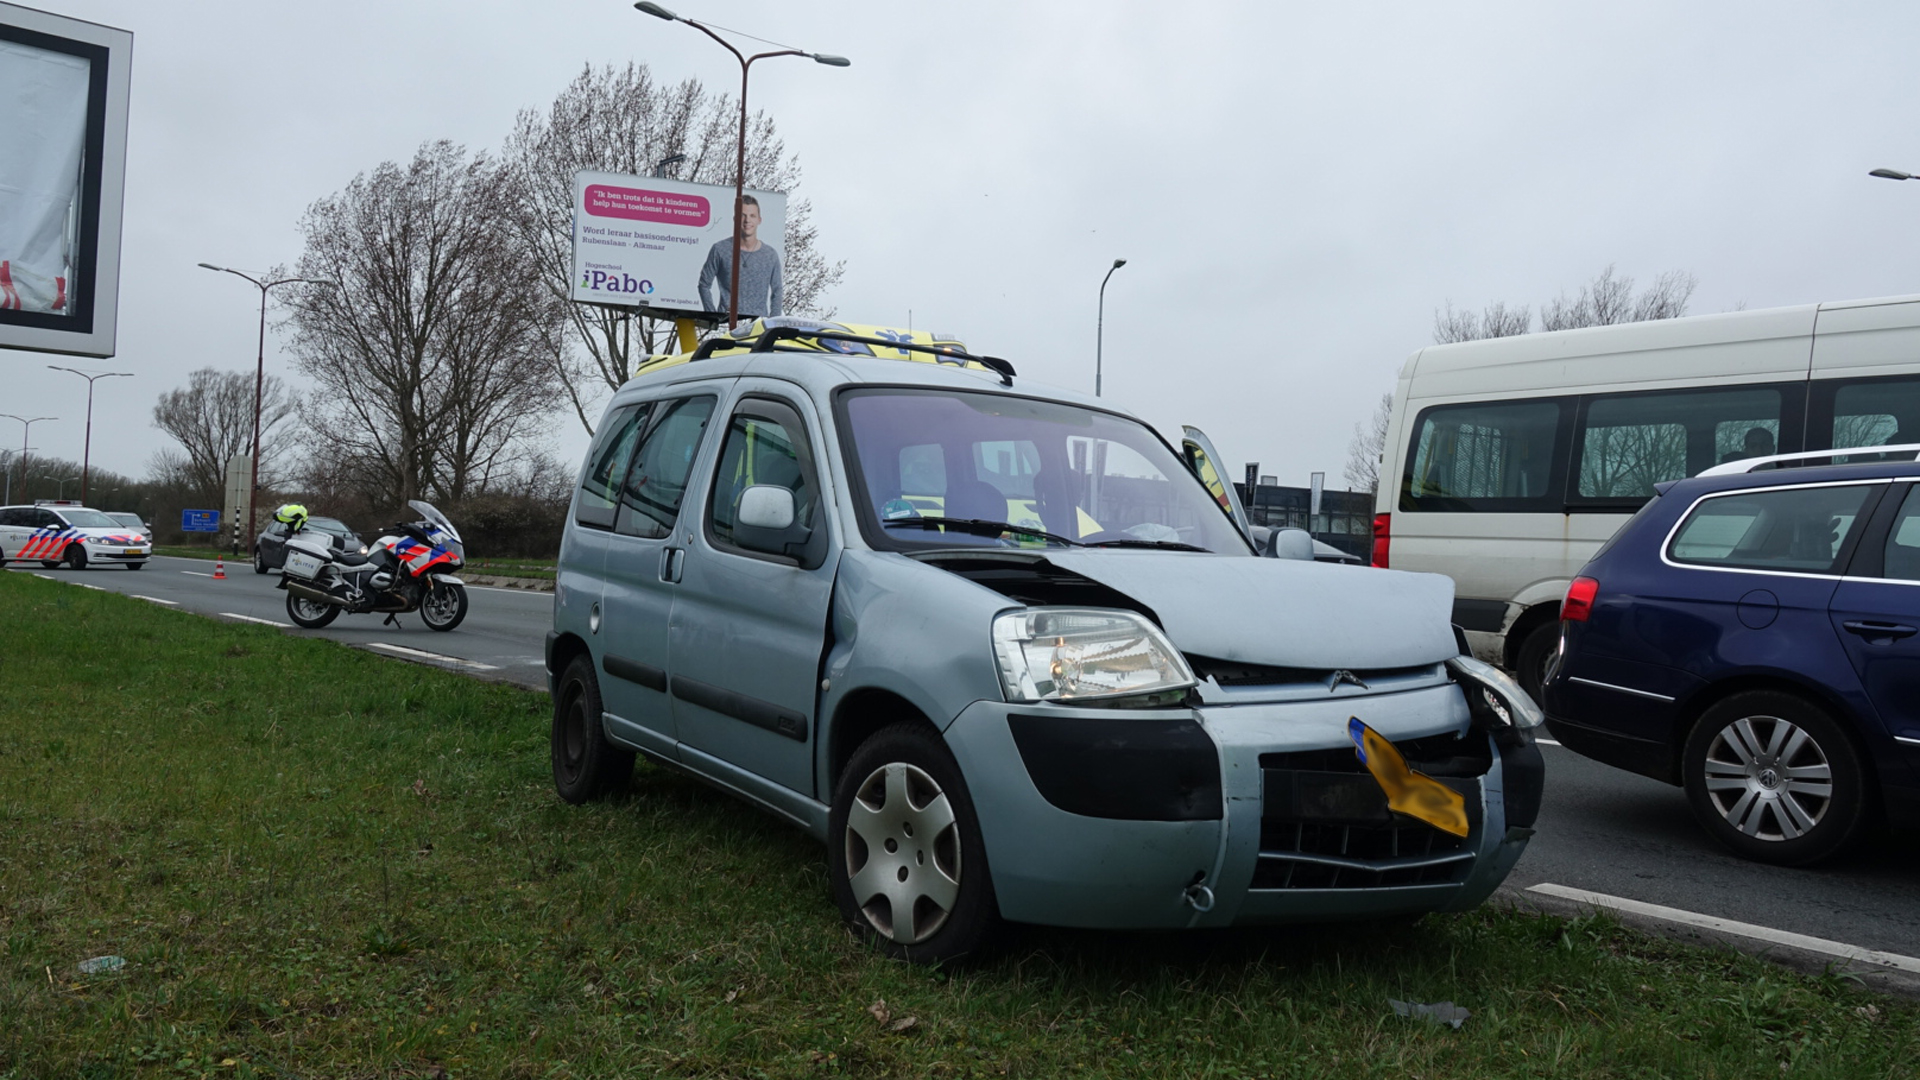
737,485 -> 796,530
1267,527 -> 1315,561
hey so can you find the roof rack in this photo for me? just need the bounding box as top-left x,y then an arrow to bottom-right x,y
688,325 -> 1017,386
1696,443 -> 1920,477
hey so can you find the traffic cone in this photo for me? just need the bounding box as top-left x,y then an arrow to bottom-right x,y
213,557 -> 226,580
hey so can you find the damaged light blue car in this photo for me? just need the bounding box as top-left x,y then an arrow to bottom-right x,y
546,318 -> 1543,962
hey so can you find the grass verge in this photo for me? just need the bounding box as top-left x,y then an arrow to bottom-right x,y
0,571 -> 1911,1079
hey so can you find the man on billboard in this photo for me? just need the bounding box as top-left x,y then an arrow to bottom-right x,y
698,195 -> 783,318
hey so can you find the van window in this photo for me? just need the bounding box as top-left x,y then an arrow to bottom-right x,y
709,397 -> 824,567
1575,387 -> 1784,500
615,396 -> 717,539
1668,483 -> 1873,575
575,404 -> 645,531
1402,400 -> 1563,511
1826,378 -> 1920,460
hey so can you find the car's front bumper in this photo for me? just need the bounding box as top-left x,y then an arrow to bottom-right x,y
943,683 -> 1538,929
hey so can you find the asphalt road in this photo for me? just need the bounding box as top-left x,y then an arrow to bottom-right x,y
8,554 -> 554,689
19,555 -> 1920,964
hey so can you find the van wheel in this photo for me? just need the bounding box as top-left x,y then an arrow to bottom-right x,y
1682,691 -> 1870,866
829,724 -> 998,963
551,656 -> 633,804
1514,622 -> 1560,705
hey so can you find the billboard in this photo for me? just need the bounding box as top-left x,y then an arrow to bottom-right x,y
0,3 -> 132,359
570,171 -> 787,322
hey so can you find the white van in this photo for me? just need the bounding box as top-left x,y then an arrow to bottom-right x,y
1375,292 -> 1920,701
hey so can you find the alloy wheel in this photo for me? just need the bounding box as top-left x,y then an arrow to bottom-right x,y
1700,714 -> 1833,841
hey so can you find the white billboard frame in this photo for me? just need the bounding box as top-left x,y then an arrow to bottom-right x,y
0,3 -> 132,359
570,171 -> 787,325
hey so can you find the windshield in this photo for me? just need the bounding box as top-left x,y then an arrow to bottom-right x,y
107,513 -> 145,530
407,500 -> 460,542
838,387 -> 1252,554
60,509 -> 118,528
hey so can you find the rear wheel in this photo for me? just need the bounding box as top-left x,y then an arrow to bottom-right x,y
253,547 -> 268,574
1682,691 -> 1871,866
285,592 -> 340,629
39,560 -> 59,569
829,723 -> 999,963
64,544 -> 87,571
551,656 -> 633,803
1514,621 -> 1560,706
420,581 -> 467,631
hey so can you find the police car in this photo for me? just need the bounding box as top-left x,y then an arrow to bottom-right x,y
0,502 -> 151,570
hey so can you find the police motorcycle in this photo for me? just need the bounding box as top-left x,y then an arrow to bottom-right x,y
273,501 -> 469,632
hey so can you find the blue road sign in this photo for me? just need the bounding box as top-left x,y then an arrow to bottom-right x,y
182,509 -> 220,532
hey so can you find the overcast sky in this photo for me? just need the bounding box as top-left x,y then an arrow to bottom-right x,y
8,0 -> 1920,499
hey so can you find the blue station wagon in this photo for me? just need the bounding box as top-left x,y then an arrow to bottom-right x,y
547,318 -> 1545,960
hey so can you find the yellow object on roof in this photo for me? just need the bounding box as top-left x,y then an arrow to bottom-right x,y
632,317 -> 987,379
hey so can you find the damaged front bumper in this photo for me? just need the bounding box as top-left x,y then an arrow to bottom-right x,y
942,674 -> 1542,930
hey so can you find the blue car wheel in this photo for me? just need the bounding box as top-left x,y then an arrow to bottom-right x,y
1682,690 -> 1871,866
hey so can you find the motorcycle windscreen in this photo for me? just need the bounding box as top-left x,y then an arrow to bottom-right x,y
407,500 -> 461,542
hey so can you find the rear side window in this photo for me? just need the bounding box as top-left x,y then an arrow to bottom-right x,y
575,404 -> 646,531
1668,483 -> 1874,575
616,396 -> 718,539
1402,400 -> 1563,511
1576,386 -> 1785,499
1881,488 -> 1920,582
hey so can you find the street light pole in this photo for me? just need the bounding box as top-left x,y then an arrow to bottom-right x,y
198,264 -> 338,554
42,474 -> 79,500
46,367 -> 131,505
1870,168 -> 1919,181
633,3 -> 848,330
1096,259 -> 1127,398
0,414 -> 54,505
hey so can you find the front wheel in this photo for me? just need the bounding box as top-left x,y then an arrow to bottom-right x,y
64,543 -> 87,571
286,591 -> 340,629
1682,691 -> 1871,866
253,547 -> 268,575
420,581 -> 467,631
829,723 -> 998,963
551,655 -> 633,803
126,561 -> 144,570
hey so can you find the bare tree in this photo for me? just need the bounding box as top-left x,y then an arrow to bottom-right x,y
283,140 -> 566,506
502,62 -> 845,434
1343,391 -> 1394,495
150,367 -> 296,502
1436,265 -> 1697,342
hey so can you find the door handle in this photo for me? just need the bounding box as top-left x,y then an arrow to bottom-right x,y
659,546 -> 684,584
1842,620 -> 1919,641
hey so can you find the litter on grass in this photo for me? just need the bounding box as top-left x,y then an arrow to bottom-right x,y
77,955 -> 126,975
1389,998 -> 1470,1029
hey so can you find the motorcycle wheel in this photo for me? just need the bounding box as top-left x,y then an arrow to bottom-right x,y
421,581 -> 468,632
286,591 -> 340,629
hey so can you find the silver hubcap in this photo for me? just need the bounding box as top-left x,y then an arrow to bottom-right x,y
844,762 -> 961,945
1702,715 -> 1833,841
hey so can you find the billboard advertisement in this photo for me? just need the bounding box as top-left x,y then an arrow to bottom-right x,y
570,171 -> 787,322
0,3 -> 132,359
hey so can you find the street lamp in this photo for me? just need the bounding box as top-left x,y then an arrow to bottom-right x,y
651,153 -> 687,178
41,474 -> 80,500
1096,259 -> 1128,398
198,263 -> 339,553
634,2 -> 848,329
1870,168 -> 1917,181
0,414 -> 56,506
46,367 -> 132,505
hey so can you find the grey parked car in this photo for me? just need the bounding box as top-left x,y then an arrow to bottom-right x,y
547,318 -> 1544,962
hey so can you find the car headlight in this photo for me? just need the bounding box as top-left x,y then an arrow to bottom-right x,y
1446,655 -> 1544,730
991,608 -> 1196,707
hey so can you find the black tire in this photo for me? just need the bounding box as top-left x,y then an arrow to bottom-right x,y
285,591 -> 340,629
253,547 -> 268,575
39,561 -> 58,569
1682,690 -> 1871,866
420,581 -> 468,632
551,656 -> 633,803
1514,621 -> 1561,706
126,561 -> 144,570
64,543 -> 87,571
829,723 -> 999,963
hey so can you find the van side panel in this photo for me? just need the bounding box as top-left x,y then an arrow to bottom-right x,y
1810,299 -> 1920,383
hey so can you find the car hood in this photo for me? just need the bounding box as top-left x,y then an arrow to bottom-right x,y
1039,550 -> 1457,670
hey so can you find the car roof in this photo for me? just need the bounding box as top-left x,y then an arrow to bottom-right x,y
614,319 -> 1119,417
1665,457 -> 1920,501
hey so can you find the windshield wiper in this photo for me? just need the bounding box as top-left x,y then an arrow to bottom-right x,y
1084,538 -> 1212,552
883,516 -> 1084,547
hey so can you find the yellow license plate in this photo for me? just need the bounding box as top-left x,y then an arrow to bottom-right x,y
125,548 -> 145,556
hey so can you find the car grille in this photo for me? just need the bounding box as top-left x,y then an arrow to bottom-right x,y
1186,657 -> 1443,693
1251,738 -> 1486,891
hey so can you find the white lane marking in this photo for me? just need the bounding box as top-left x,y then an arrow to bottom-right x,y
130,595 -> 178,606
463,583 -> 553,596
1527,883 -> 1920,975
362,642 -> 499,671
72,583 -> 105,591
1537,738 -> 1562,746
34,573 -> 55,580
180,570 -> 213,578
221,612 -> 291,628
